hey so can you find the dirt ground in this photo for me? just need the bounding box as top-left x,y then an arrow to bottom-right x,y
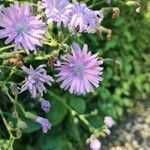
102,101 -> 150,150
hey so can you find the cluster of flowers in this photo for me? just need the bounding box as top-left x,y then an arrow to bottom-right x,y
90,116 -> 115,150
0,0 -> 103,54
0,0 -> 104,133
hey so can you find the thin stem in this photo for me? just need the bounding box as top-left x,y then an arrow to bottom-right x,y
0,109 -> 13,138
0,44 -> 15,52
57,32 -> 74,52
89,1 -> 104,8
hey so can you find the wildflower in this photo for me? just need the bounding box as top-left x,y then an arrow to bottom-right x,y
104,116 -> 115,128
42,0 -> 70,26
0,1 -> 46,54
40,98 -> 51,113
20,65 -> 54,98
56,43 -> 103,95
67,3 -> 103,33
36,117 -> 52,133
90,139 -> 101,150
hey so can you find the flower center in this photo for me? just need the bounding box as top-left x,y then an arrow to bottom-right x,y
15,23 -> 28,34
74,63 -> 84,76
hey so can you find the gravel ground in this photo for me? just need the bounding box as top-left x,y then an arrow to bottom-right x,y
102,101 -> 150,150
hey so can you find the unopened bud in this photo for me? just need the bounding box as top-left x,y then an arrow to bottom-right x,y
125,1 -> 139,6
25,112 -> 37,120
17,120 -> 28,129
8,121 -> 13,128
16,130 -> 22,139
10,83 -> 19,96
90,139 -> 101,150
12,111 -> 18,118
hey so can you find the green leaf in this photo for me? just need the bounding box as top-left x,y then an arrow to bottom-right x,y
40,132 -> 73,150
46,97 -> 68,126
69,98 -> 86,114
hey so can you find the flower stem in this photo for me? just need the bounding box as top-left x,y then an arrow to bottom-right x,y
0,44 -> 15,52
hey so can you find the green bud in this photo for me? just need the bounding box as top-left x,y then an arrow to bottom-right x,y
12,111 -> 18,118
16,130 -> 22,139
126,1 -> 139,6
25,112 -> 37,120
10,83 -> 19,96
8,121 -> 13,128
17,120 -> 28,129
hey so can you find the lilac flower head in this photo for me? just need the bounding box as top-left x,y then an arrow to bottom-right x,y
40,98 -> 51,113
42,0 -> 70,26
36,117 -> 51,133
90,139 -> 101,150
20,65 -> 54,98
104,116 -> 115,128
67,3 -> 103,33
56,43 -> 103,95
0,2 -> 46,54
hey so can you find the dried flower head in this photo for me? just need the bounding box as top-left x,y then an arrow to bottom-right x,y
56,43 -> 103,95
4,53 -> 24,68
20,65 -> 54,98
112,7 -> 120,19
0,2 -> 46,54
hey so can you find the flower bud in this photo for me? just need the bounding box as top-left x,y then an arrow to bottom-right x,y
125,1 -> 139,6
10,83 -> 19,96
105,129 -> 111,135
104,116 -> 115,128
90,139 -> 101,150
40,98 -> 51,113
17,120 -> 28,129
16,130 -> 22,139
25,112 -> 37,120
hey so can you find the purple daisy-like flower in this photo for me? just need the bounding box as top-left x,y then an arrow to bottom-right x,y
40,98 -> 51,113
20,65 -> 54,98
67,3 -> 103,33
0,1 -> 46,54
56,43 -> 103,95
42,0 -> 70,26
36,117 -> 51,133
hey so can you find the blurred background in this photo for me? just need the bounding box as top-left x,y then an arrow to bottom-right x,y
0,0 -> 150,150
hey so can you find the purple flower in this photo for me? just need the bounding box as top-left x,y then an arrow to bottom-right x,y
20,65 -> 54,98
56,43 -> 103,95
0,2 -> 46,54
36,117 -> 51,133
67,3 -> 103,33
42,0 -> 70,26
40,98 -> 51,113
104,116 -> 115,128
90,139 -> 101,150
